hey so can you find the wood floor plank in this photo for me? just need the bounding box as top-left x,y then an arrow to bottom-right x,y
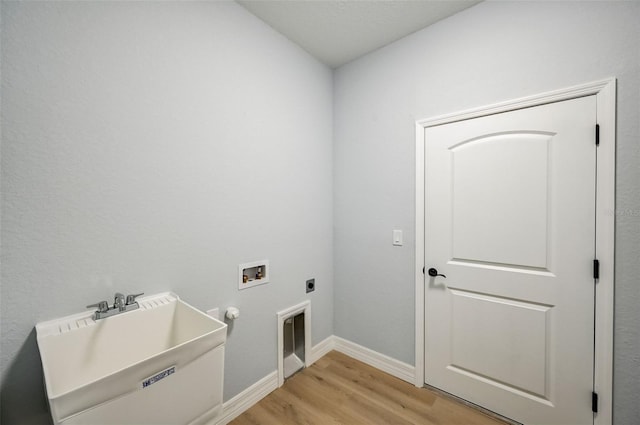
262,386 -> 341,425
281,370 -> 366,424
229,351 -> 507,425
230,403 -> 280,425
304,360 -> 432,424
328,351 -> 437,405
320,352 -> 440,421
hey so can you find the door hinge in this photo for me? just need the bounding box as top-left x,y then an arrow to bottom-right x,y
595,124 -> 600,146
593,259 -> 600,280
592,391 -> 599,413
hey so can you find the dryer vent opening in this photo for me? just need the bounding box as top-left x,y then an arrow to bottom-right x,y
283,312 -> 305,379
277,301 -> 311,386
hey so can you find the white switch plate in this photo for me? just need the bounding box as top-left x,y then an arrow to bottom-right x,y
393,229 -> 403,246
207,308 -> 219,320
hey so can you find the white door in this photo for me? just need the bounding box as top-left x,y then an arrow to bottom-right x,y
424,96 -> 597,424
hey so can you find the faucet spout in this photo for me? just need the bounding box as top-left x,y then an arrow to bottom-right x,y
114,292 -> 126,311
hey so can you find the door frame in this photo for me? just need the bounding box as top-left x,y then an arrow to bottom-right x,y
414,79 -> 616,424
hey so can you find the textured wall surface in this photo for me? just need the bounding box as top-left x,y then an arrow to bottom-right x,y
1,2 -> 333,423
333,2 -> 639,423
2,1 -> 639,424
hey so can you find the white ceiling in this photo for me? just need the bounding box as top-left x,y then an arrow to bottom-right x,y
237,0 -> 481,68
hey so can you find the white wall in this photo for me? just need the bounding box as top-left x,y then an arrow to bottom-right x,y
333,1 -> 639,423
0,2 -> 333,423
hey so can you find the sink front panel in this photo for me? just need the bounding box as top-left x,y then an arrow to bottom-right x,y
62,346 -> 224,425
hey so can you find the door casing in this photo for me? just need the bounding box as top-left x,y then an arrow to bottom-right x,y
414,78 -> 616,424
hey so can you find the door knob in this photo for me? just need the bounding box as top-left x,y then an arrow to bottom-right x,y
427,268 -> 446,278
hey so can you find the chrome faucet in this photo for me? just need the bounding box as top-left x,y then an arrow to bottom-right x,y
114,292 -> 126,311
87,292 -> 144,320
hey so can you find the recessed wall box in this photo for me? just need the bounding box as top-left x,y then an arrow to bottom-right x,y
277,301 -> 310,387
238,260 -> 269,290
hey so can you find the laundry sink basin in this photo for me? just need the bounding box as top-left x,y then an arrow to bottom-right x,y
36,292 -> 227,425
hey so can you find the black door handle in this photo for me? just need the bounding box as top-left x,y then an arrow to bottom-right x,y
427,268 -> 446,278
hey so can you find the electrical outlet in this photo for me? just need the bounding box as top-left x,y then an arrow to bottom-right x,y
306,278 -> 315,293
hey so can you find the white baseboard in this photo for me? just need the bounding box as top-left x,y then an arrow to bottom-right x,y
215,336 -> 335,425
214,336 -> 415,423
308,335 -> 335,365
333,336 -> 415,384
215,371 -> 278,425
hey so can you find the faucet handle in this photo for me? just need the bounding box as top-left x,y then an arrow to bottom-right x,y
86,301 -> 109,313
126,293 -> 144,305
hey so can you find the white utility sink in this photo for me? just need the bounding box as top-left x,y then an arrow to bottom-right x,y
36,292 -> 227,425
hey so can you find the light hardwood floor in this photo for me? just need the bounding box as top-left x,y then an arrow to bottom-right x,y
230,350 -> 507,425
